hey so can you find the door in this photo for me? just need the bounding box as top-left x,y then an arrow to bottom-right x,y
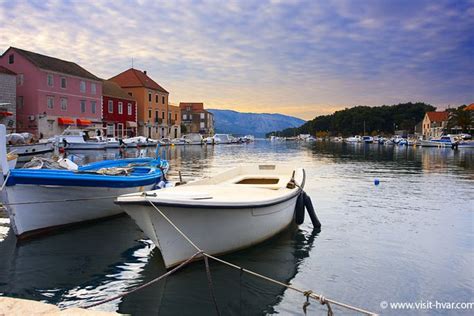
117,123 -> 124,138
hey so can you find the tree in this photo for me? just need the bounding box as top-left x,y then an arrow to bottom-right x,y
448,105 -> 473,133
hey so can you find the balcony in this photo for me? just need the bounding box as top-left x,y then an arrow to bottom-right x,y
155,117 -> 163,124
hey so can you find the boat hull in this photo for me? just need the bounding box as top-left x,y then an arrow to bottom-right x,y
122,195 -> 298,268
420,140 -> 452,147
7,142 -> 53,156
65,142 -> 106,150
4,184 -> 154,238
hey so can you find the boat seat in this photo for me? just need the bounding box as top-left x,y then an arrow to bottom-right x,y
224,174 -> 285,190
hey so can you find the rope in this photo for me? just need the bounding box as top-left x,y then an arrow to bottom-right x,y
204,255 -> 221,316
303,290 -> 312,315
81,250 -> 203,309
144,199 -> 376,315
146,199 -> 201,252
0,170 -> 11,191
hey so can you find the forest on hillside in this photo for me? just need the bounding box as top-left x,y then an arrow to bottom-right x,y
268,102 -> 437,137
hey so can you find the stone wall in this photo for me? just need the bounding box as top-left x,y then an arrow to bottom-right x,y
0,73 -> 16,133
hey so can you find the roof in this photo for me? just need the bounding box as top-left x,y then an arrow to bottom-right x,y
2,47 -> 100,81
0,65 -> 16,75
426,111 -> 449,122
102,80 -> 136,101
464,103 -> 474,111
109,68 -> 168,93
179,102 -> 204,110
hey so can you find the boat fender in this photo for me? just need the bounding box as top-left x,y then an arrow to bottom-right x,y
303,192 -> 321,229
294,193 -> 305,225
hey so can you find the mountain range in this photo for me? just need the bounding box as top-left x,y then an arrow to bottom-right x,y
208,109 -> 305,137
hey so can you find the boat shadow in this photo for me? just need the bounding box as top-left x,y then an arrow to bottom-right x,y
118,224 -> 319,315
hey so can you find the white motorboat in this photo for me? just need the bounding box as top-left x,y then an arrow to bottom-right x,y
345,135 -> 362,143
362,136 -> 373,143
7,142 -> 53,156
420,135 -> 453,147
91,136 -> 120,148
182,133 -> 203,145
56,129 -> 106,150
213,134 -> 232,144
116,164 -> 306,268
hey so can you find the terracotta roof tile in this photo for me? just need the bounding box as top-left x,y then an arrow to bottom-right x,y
109,68 -> 168,93
0,65 -> 16,75
102,80 -> 136,101
3,47 -> 100,81
464,103 -> 474,111
426,111 -> 448,122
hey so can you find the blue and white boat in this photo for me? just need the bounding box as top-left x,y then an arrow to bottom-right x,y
420,135 -> 453,147
0,125 -> 169,238
362,136 -> 373,144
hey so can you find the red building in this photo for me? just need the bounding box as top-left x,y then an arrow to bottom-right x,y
102,80 -> 137,138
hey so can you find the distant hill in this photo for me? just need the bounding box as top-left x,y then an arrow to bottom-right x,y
208,109 -> 305,137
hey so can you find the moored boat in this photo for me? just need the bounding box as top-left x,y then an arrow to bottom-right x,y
1,125 -> 170,238
56,128 -> 107,150
1,157 -> 169,238
420,135 -> 453,147
116,164 -> 306,268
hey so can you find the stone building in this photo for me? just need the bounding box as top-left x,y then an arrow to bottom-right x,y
179,102 -> 214,136
0,66 -> 16,133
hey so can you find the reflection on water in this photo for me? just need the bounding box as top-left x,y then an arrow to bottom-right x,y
1,141 -> 473,315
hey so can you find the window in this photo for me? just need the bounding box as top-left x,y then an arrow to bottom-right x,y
175,113 -> 178,120
47,74 -> 54,87
8,54 -> 14,64
91,101 -> 96,114
162,111 -> 165,119
128,92 -> 133,96
200,112 -> 205,120
118,102 -> 123,114
127,103 -> 132,115
60,98 -> 68,111
186,106 -> 191,111
162,96 -> 165,104
17,74 -> 24,86
107,124 -> 114,137
148,93 -> 152,102
91,83 -> 96,94
80,100 -> 86,113
80,80 -> 86,93
108,100 -> 113,113
155,110 -> 159,121
183,114 -> 187,120
60,77 -> 67,89
47,96 -> 54,109
17,96 -> 23,110
148,108 -> 152,118
200,122 -> 205,129
168,112 -> 172,122
155,95 -> 158,103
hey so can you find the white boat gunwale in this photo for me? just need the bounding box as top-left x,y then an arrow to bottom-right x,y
115,168 -> 306,209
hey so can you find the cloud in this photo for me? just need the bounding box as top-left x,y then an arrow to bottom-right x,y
0,0 -> 472,120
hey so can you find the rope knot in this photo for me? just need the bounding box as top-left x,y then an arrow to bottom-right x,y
302,290 -> 312,315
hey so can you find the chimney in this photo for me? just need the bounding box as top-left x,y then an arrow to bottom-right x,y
143,70 -> 147,75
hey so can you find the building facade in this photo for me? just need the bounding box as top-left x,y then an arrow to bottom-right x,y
422,111 -> 448,139
0,66 -> 16,133
0,47 -> 102,138
168,104 -> 181,139
179,102 -> 214,136
110,68 -> 169,139
102,80 -> 137,138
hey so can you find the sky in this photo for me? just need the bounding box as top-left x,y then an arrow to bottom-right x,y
0,0 -> 473,120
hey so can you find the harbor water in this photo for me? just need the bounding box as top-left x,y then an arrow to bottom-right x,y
0,141 -> 472,315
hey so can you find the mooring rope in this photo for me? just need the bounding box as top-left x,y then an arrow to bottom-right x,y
144,198 -> 377,316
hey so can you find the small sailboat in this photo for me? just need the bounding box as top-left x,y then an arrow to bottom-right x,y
116,164 -> 309,268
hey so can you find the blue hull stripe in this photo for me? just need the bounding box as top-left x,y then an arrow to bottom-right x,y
6,158 -> 168,188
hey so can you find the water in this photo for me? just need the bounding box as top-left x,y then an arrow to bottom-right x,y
0,141 -> 473,315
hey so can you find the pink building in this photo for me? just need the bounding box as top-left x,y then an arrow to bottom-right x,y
0,47 -> 102,138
